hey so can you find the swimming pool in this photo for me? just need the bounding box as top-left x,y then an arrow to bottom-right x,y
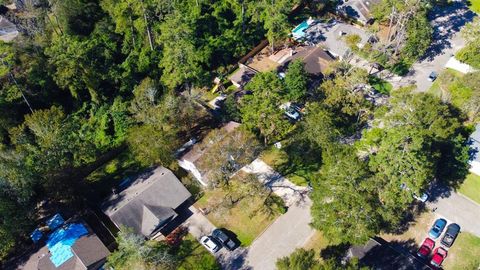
292,20 -> 310,39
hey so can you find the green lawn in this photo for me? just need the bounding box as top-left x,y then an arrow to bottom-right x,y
195,176 -> 283,246
427,68 -> 464,98
260,146 -> 317,187
458,173 -> 480,204
468,0 -> 480,13
443,232 -> 480,270
368,76 -> 393,94
177,234 -> 220,270
303,231 -> 333,261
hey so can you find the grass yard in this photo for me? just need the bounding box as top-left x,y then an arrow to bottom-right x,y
458,173 -> 480,204
381,211 -> 434,245
443,232 -> 480,270
368,76 -> 393,94
468,0 -> 480,13
177,234 -> 220,270
195,180 -> 283,246
303,231 -> 333,261
427,68 -> 464,98
260,146 -> 318,187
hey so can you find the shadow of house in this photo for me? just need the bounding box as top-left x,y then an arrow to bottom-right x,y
15,220 -> 110,270
101,166 -> 192,239
347,237 -> 433,270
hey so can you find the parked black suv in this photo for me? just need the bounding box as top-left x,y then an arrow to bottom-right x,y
212,229 -> 237,251
441,223 -> 461,248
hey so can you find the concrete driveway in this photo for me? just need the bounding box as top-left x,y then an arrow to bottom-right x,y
246,198 -> 315,270
241,158 -> 310,207
184,206 -> 249,269
185,160 -> 316,270
360,2 -> 475,92
427,191 -> 480,237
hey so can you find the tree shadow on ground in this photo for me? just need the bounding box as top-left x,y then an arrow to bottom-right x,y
420,2 -> 477,61
320,243 -> 351,263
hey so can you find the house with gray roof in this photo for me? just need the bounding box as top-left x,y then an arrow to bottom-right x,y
304,20 -> 376,60
101,166 -> 191,239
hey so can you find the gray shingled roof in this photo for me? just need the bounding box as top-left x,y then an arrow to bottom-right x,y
101,166 -> 191,237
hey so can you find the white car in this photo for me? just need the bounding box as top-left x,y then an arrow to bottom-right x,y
285,107 -> 301,120
200,236 -> 220,253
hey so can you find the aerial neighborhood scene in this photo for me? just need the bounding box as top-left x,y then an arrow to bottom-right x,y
1,0 -> 480,269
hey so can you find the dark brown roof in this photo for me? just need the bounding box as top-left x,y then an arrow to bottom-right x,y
290,47 -> 335,75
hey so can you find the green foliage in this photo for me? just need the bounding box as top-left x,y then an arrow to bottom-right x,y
311,145 -> 381,244
276,248 -> 369,270
401,13 -> 432,62
107,228 -> 177,270
195,128 -> 263,187
345,34 -> 361,50
318,67 -> 372,132
456,42 -> 480,69
284,60 -> 308,101
241,72 -> 293,143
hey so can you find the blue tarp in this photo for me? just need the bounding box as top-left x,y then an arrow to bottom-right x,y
46,214 -> 65,230
30,228 -> 43,243
46,223 -> 88,267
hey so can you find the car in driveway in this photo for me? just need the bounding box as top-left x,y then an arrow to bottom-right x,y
430,247 -> 448,268
285,106 -> 301,121
200,236 -> 221,253
441,223 -> 461,247
212,228 -> 237,251
428,71 -> 438,82
417,238 -> 435,258
429,218 -> 447,239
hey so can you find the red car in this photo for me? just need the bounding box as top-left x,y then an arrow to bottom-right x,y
417,238 -> 435,258
431,247 -> 448,267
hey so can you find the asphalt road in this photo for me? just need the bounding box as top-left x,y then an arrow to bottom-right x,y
427,191 -> 480,238
373,2 -> 475,92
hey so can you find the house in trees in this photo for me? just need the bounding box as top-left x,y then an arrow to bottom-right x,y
178,121 -> 244,186
101,167 -> 191,239
0,15 -> 18,42
283,46 -> 336,76
337,0 -> 381,25
18,217 -> 110,270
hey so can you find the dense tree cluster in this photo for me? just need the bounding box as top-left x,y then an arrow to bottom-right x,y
276,248 -> 368,270
307,88 -> 469,243
0,0 -> 299,260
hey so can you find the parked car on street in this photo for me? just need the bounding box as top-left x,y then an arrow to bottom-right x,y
430,247 -> 448,268
441,223 -> 461,247
428,71 -> 438,82
212,228 -> 237,251
428,218 -> 447,239
417,238 -> 435,258
200,236 -> 221,253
